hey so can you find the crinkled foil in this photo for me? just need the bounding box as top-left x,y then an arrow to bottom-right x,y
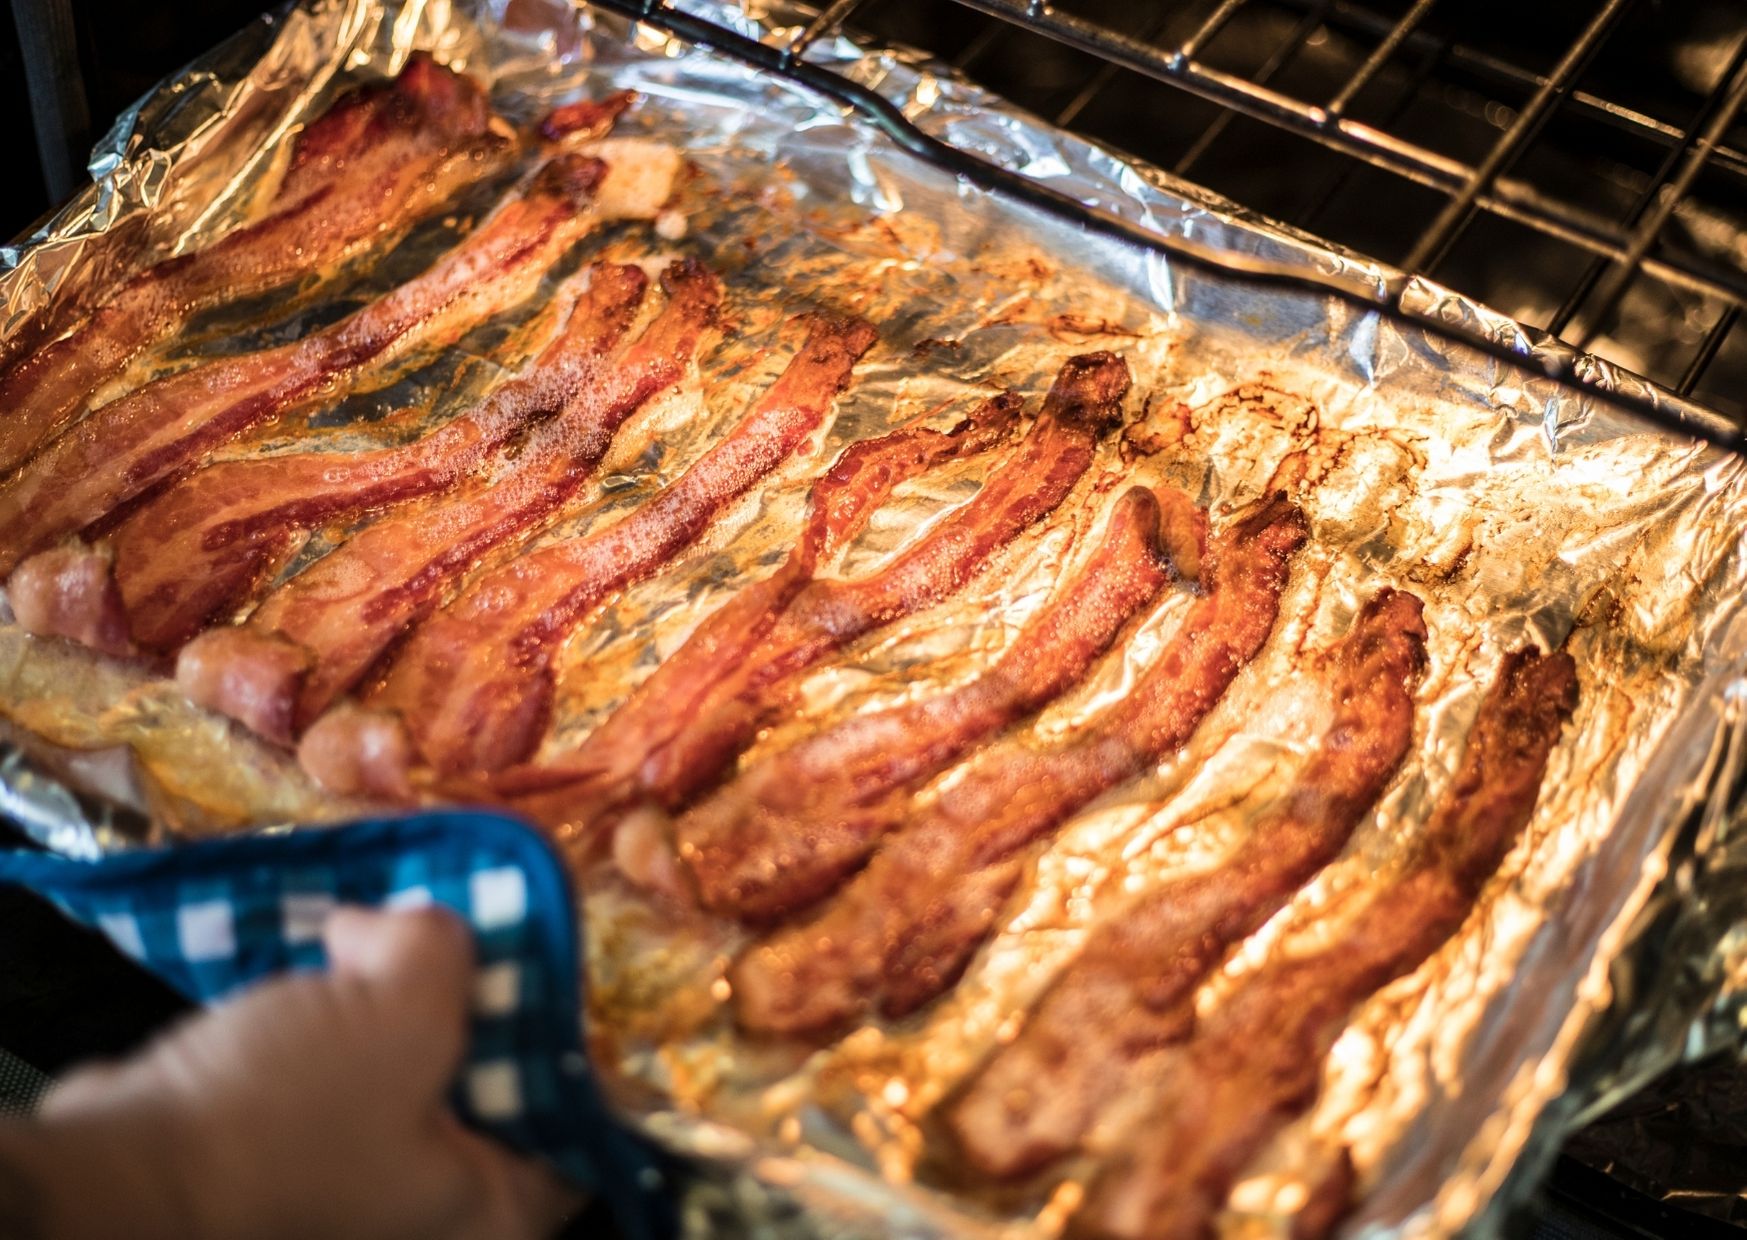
6,2 -> 1747,1237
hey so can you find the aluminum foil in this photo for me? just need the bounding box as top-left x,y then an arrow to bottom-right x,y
6,2 -> 1747,1237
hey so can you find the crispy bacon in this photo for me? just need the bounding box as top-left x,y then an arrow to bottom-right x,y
309,312 -> 881,789
501,393 -> 1025,815
540,91 -> 636,142
942,589 -> 1430,1181
0,155 -> 621,578
628,353 -> 1130,817
0,55 -> 507,477
317,404 -> 1016,805
174,259 -> 723,748
89,261 -> 650,652
1071,647 -> 1575,1240
673,485 -> 1203,922
506,352 -> 1128,852
503,395 -> 1022,792
730,492 -> 1310,1038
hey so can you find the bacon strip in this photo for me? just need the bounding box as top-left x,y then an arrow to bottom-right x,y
315,408 -> 1016,808
5,545 -> 132,658
623,353 -> 1131,813
305,312 -> 881,788
0,55 -> 506,477
86,262 -> 650,653
506,352 -> 1129,852
673,485 -> 1204,922
500,394 -> 1025,813
0,155 -> 618,578
942,589 -> 1429,1181
541,92 -> 635,142
174,259 -> 724,747
1071,647 -> 1575,1240
730,492 -> 1310,1038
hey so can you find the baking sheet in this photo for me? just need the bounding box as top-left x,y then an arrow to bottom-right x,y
6,1 -> 1747,1236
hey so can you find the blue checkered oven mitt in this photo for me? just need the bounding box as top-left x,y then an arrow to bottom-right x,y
0,810 -> 675,1240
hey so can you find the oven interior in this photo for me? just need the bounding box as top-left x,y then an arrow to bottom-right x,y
5,0 -> 1747,1235
844,0 -> 1747,432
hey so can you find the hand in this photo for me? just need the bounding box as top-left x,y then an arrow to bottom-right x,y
0,906 -> 581,1240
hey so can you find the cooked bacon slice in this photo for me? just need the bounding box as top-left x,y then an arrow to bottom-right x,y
294,702 -> 421,805
0,54 -> 507,477
506,347 -> 1132,855
88,261 -> 650,652
673,485 -> 1203,922
633,353 -> 1129,812
174,628 -> 312,746
1070,647 -> 1576,1240
501,393 -> 1025,812
318,407 -> 1016,805
0,154 -> 626,577
730,492 -> 1310,1038
174,259 -> 724,747
5,544 -> 132,657
942,589 -> 1429,1180
308,312 -> 881,788
540,91 -> 636,142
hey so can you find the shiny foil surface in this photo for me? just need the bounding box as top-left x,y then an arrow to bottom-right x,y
5,2 -> 1747,1237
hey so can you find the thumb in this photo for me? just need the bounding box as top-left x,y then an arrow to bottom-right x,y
324,906 -> 476,1091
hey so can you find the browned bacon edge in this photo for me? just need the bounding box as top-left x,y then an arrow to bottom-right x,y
301,312 -> 882,793
942,588 -> 1430,1182
506,352 -> 1126,862
173,259 -> 724,750
65,261 -> 649,654
495,393 -> 1024,818
387,408 -> 1013,817
671,484 -> 1203,923
0,154 -> 613,580
5,544 -> 133,658
541,92 -> 636,142
0,54 -> 509,478
1070,646 -> 1576,1240
623,351 -> 1132,818
728,491 -> 1310,1039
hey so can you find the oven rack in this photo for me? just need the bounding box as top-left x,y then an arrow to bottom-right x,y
584,0 -> 1747,453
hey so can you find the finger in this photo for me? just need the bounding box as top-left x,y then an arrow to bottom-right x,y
326,904 -> 475,995
40,1061 -> 129,1119
446,1119 -> 588,1240
41,993 -> 281,1118
325,906 -> 475,1085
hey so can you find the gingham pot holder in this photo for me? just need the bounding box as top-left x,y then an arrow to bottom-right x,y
0,810 -> 675,1239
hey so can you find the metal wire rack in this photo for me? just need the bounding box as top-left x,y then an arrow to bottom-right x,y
587,0 -> 1747,451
